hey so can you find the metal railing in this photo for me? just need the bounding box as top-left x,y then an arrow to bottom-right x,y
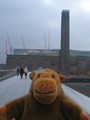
0,70 -> 16,81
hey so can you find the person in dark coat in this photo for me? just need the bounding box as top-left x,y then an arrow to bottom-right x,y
17,68 -> 19,76
20,67 -> 24,79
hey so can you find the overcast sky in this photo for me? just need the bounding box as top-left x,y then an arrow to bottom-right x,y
0,0 -> 90,64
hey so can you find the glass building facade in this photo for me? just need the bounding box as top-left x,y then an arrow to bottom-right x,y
13,49 -> 90,58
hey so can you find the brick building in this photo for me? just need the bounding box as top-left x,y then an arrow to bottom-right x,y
6,49 -> 90,75
6,49 -> 60,72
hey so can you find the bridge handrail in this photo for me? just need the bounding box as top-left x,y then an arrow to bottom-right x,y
0,70 -> 16,81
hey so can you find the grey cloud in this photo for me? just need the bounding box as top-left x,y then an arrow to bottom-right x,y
0,0 -> 90,63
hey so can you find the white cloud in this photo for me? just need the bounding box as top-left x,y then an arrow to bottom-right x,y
42,0 -> 56,6
81,0 -> 90,11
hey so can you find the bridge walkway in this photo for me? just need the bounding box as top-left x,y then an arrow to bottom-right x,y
0,73 -> 90,115
0,74 -> 31,105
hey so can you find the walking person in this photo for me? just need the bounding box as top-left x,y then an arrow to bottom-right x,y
24,67 -> 28,79
20,67 -> 24,79
16,68 -> 19,76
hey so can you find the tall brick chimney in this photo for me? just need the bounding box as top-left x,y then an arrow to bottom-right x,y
60,10 -> 70,74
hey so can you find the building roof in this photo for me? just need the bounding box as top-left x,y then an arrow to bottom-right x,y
13,49 -> 90,58
13,49 -> 59,56
70,50 -> 90,57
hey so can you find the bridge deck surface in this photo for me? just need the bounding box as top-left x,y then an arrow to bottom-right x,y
0,74 -> 90,115
0,74 -> 32,105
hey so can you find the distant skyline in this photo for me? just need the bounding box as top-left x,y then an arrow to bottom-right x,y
0,0 -> 90,64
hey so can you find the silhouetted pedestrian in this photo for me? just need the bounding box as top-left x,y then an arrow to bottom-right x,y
17,68 -> 19,76
20,67 -> 24,79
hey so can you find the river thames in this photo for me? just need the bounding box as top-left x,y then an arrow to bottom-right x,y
64,82 -> 90,97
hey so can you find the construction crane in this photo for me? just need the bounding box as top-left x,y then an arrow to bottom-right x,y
44,34 -> 47,49
5,40 -> 8,56
7,33 -> 13,54
48,30 -> 50,49
22,34 -> 25,49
